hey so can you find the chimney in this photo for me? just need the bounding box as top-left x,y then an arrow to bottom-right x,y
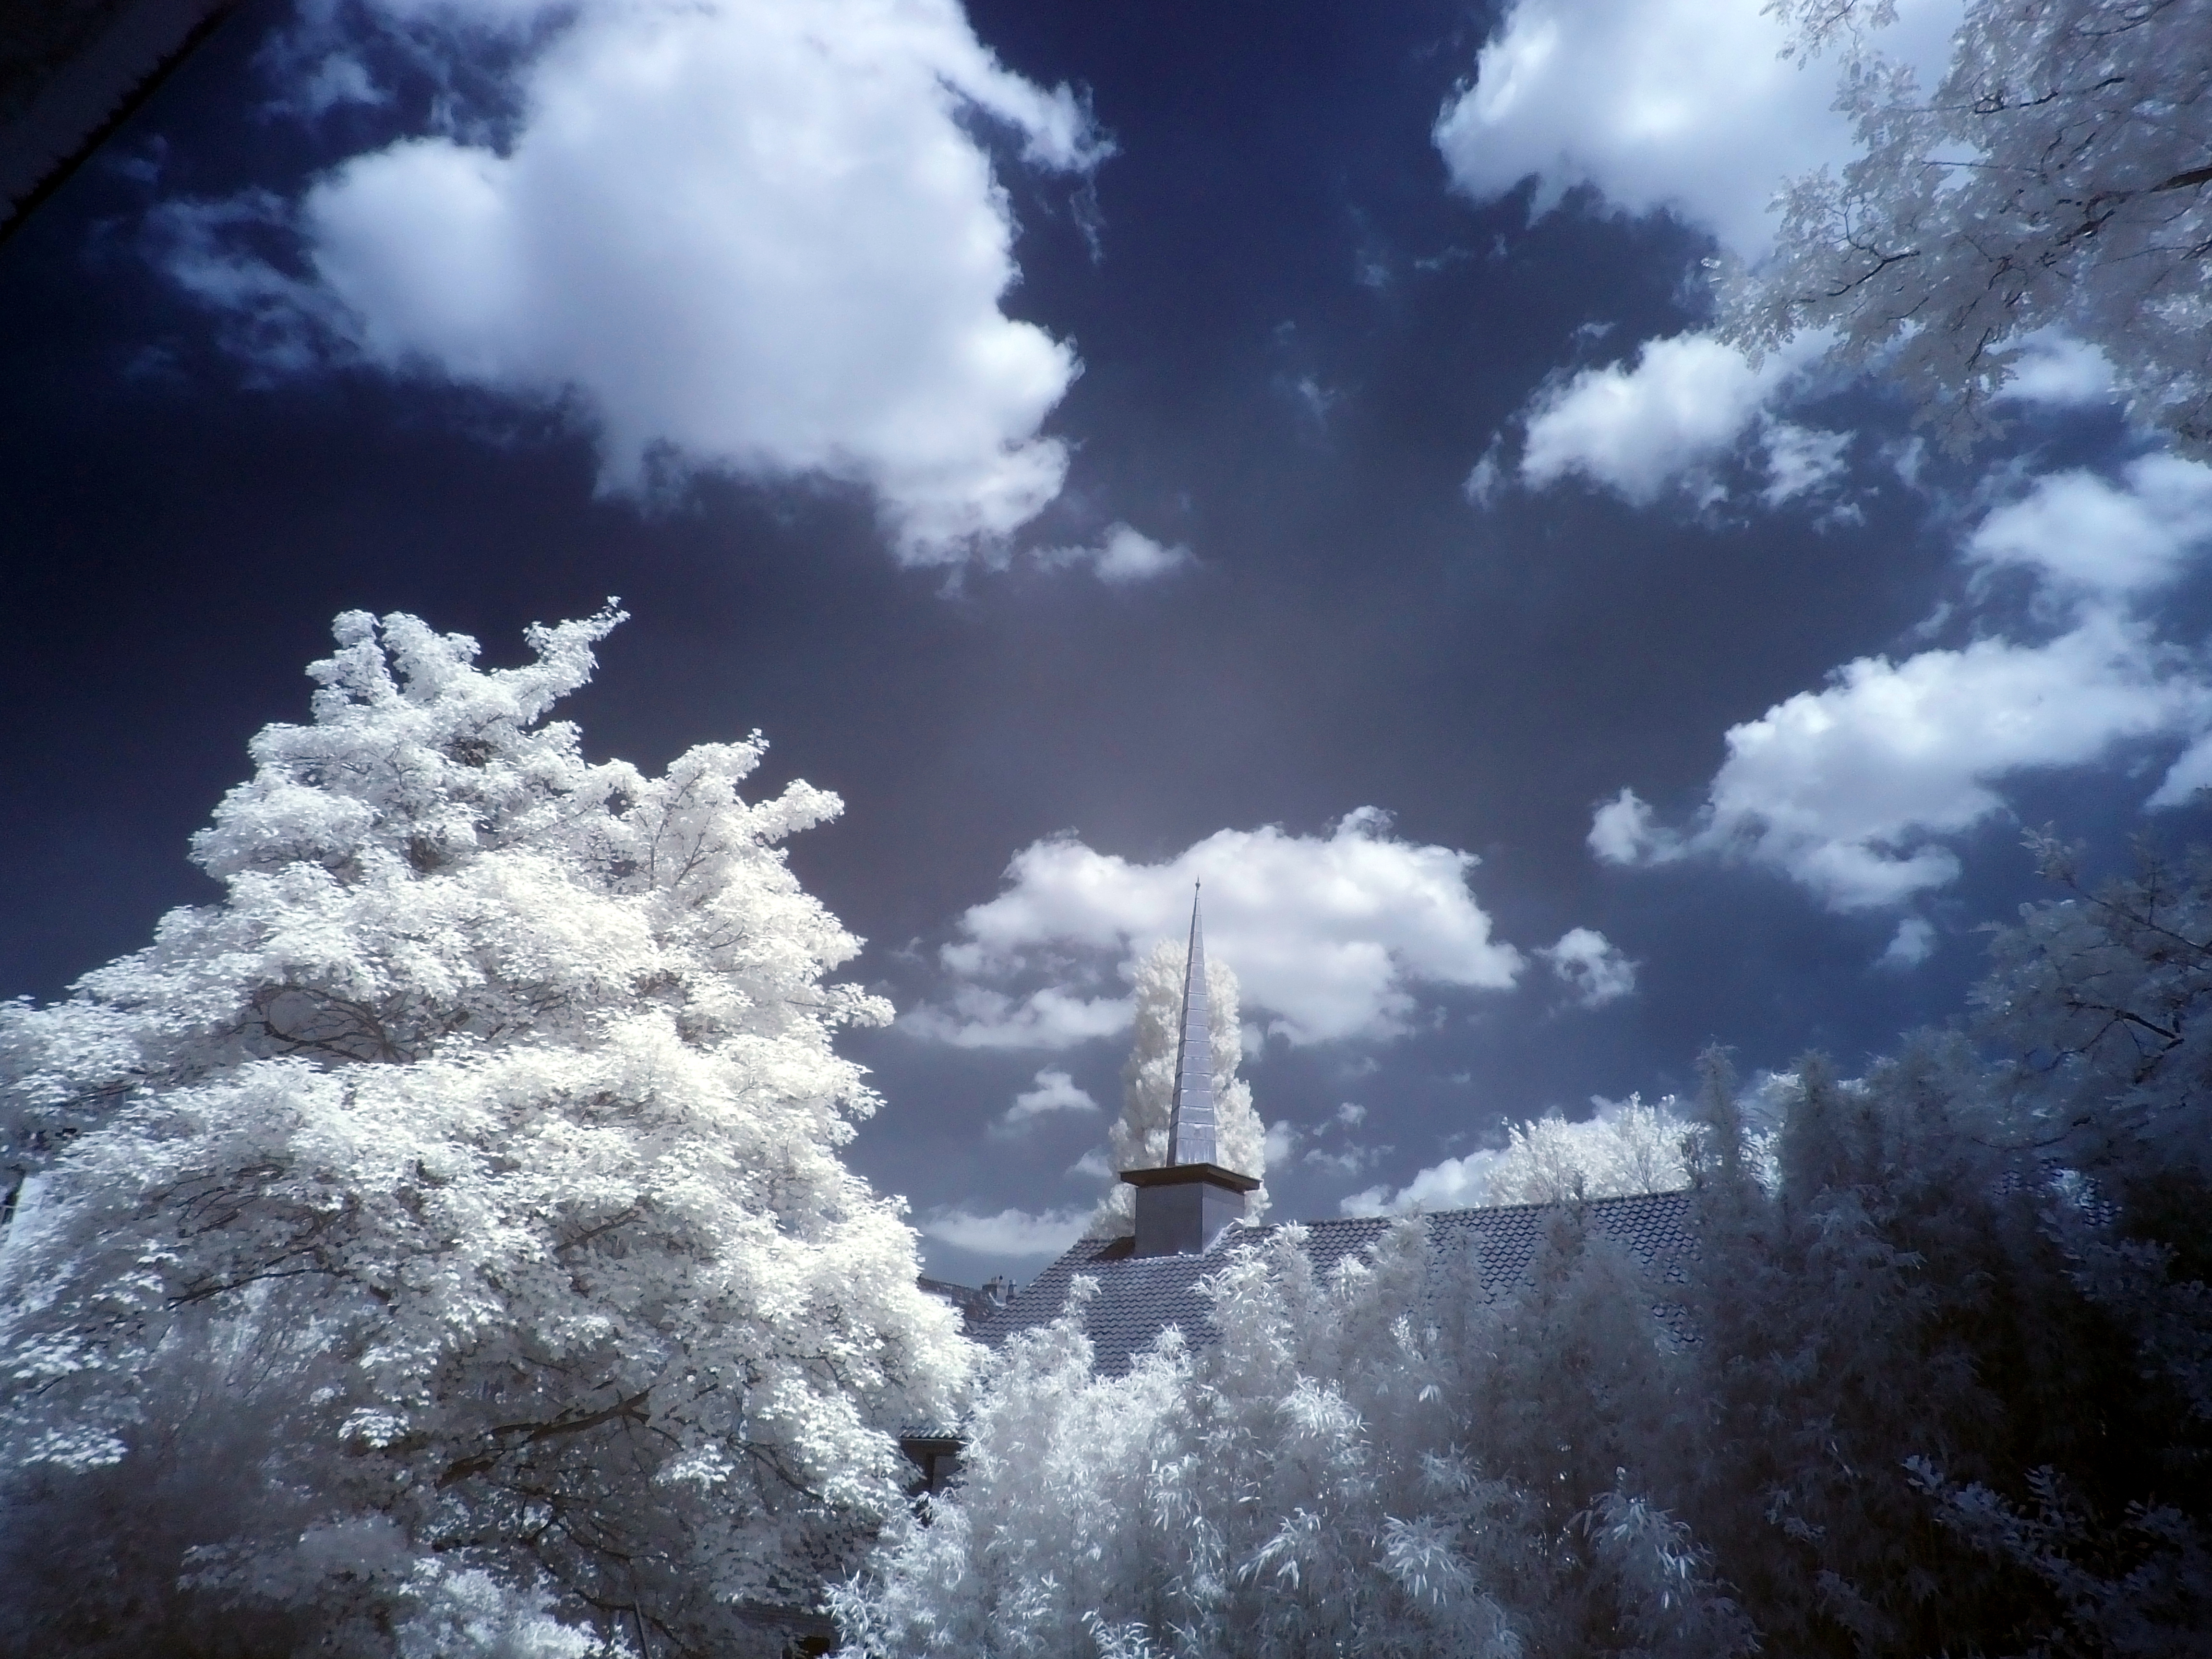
1122,887 -> 1259,1256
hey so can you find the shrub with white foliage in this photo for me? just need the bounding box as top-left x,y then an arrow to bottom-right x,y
834,1218 -> 1748,1658
0,608 -> 969,1656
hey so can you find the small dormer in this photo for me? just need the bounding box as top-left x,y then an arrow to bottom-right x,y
1121,888 -> 1260,1256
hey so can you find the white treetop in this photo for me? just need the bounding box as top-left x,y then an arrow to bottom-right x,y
1087,939 -> 1267,1237
1726,0 -> 2212,456
1482,1095 -> 1695,1206
0,609 -> 970,1655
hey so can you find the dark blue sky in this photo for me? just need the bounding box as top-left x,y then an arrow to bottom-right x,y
4,0 -> 2199,1278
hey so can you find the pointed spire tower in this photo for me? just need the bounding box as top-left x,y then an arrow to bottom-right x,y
1166,887 -> 1217,1167
1122,885 -> 1259,1256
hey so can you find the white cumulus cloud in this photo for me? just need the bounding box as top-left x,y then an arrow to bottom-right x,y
1595,613 -> 2212,911
1443,0 -> 1960,513
908,809 -> 1525,1048
1515,331 -> 1830,506
1347,1092 -> 1695,1216
1541,927 -> 1637,1008
166,0 -> 1106,563
1065,1147 -> 1115,1184
1967,457 -> 2212,601
1587,787 -> 1683,867
2151,739 -> 2212,806
988,1068 -> 1101,1137
1435,0 -> 1960,256
1595,450 -> 2212,910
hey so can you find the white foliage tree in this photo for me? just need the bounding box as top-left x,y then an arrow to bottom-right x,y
0,608 -> 970,1657
1727,0 -> 2212,455
1088,939 -> 1267,1237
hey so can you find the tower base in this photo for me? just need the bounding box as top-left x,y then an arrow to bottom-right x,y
1120,1162 -> 1261,1257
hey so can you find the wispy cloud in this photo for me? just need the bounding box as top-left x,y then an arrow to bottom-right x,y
1034,524 -> 1192,583
919,1204 -> 1091,1257
902,986 -> 1133,1051
1966,456 -> 2212,602
1759,422 -> 1853,509
988,1068 -> 1102,1138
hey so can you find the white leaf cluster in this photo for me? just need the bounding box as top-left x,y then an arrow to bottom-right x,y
0,609 -> 971,1654
1731,0 -> 2212,456
1087,941 -> 1267,1237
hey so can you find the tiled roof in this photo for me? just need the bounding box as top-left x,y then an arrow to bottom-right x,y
918,1274 -> 1001,1334
970,1189 -> 1698,1377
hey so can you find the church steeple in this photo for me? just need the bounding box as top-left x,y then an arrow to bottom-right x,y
1120,884 -> 1258,1256
1166,887 -> 1217,1166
